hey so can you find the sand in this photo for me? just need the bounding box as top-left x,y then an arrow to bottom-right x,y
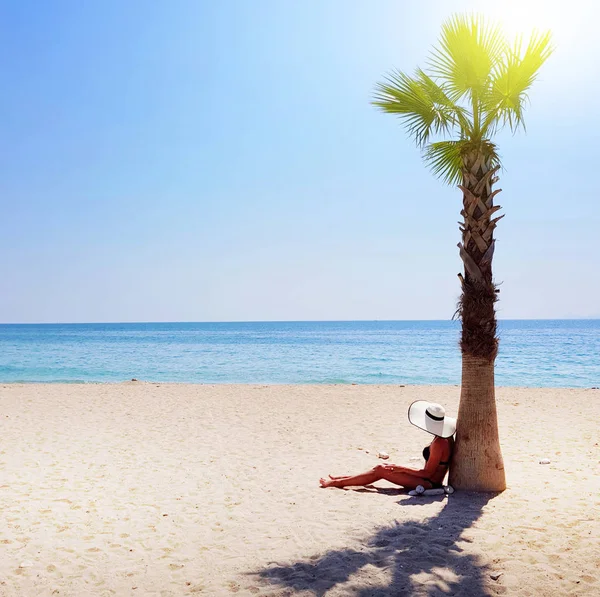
1,383 -> 598,596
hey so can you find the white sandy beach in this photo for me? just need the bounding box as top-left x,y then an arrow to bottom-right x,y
1,383 -> 599,596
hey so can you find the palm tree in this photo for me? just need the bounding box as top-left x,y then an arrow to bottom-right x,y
373,14 -> 552,491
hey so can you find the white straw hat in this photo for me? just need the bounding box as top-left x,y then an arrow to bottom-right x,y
408,401 -> 456,438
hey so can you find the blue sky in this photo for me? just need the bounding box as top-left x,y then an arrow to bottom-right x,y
1,0 -> 598,323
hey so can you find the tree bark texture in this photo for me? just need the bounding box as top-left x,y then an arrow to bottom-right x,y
449,150 -> 507,492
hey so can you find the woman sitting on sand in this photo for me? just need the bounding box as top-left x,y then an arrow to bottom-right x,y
319,401 -> 455,490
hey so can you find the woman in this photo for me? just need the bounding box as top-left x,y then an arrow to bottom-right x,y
319,401 -> 455,490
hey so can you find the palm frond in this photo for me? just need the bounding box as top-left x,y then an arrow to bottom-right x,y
372,69 -> 460,147
424,140 -> 468,185
373,12 -> 551,188
428,14 -> 507,100
424,139 -> 501,185
480,30 -> 552,134
414,68 -> 472,134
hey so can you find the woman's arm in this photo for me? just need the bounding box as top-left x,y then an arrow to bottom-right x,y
386,440 -> 445,477
417,439 -> 445,478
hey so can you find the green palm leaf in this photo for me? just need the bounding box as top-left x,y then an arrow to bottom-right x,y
423,140 -> 467,185
374,13 -> 551,186
428,14 -> 506,101
481,31 -> 553,134
373,70 -> 460,147
424,139 -> 501,185
414,68 -> 471,133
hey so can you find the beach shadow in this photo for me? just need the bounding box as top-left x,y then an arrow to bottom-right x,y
255,492 -> 496,596
352,486 -> 406,496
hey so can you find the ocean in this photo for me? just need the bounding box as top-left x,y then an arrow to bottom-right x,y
0,320 -> 598,387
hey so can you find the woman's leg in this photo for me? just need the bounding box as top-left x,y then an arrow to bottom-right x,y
327,462 -> 403,480
320,469 -> 380,488
320,464 -> 431,489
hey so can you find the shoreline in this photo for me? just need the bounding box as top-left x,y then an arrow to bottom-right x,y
2,381 -> 599,390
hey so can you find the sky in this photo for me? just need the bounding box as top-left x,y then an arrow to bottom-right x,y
1,0 -> 598,323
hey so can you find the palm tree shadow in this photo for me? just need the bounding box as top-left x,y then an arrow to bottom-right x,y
254,492 -> 496,596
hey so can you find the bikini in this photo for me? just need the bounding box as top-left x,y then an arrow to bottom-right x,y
421,445 -> 450,489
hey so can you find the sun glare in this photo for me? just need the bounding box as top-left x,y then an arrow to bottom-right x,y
472,0 -> 594,46
490,0 -> 555,35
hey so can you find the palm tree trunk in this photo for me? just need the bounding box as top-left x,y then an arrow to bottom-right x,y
449,150 -> 506,492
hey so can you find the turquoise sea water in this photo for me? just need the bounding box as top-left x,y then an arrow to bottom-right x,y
0,320 -> 598,387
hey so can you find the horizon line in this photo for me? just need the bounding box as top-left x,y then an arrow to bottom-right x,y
1,318 -> 598,325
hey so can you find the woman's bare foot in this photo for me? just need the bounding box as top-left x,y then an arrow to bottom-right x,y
319,477 -> 341,488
